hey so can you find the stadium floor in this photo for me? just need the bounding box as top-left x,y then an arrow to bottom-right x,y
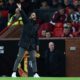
0,77 -> 80,80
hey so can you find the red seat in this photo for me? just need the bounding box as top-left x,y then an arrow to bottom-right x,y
2,10 -> 8,18
38,23 -> 53,37
52,23 -> 63,37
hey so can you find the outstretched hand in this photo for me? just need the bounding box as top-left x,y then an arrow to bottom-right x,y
17,3 -> 21,10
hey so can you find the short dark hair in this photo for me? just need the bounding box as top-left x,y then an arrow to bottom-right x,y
58,4 -> 65,10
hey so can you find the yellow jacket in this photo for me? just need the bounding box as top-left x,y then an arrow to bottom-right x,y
7,15 -> 23,27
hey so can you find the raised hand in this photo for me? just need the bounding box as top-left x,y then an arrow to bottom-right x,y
17,3 -> 21,10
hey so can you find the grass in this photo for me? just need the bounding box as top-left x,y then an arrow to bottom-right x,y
0,77 -> 80,80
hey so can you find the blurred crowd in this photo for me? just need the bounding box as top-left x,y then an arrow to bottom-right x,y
0,0 -> 80,37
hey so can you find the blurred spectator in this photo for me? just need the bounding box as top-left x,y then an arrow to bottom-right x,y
43,42 -> 65,76
66,5 -> 74,15
66,4 -> 79,32
64,0 -> 69,6
64,0 -> 73,6
38,23 -> 53,37
7,8 -> 23,27
62,23 -> 73,37
72,5 -> 80,37
40,1 -> 50,9
79,0 -> 80,4
0,0 -> 6,10
50,5 -> 67,26
39,30 -> 46,37
72,0 -> 79,10
6,0 -> 17,18
27,0 -> 39,11
70,9 -> 79,31
45,30 -> 51,38
47,0 -> 59,9
50,5 -> 67,37
0,10 -> 7,31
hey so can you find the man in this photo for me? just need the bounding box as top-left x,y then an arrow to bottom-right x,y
6,0 -> 17,17
50,5 -> 67,25
7,8 -> 23,27
50,5 -> 67,37
44,42 -> 65,77
45,30 -> 51,38
11,3 -> 39,77
63,23 -> 73,37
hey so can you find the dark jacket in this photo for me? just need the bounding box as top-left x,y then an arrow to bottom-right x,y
51,11 -> 67,23
18,9 -> 39,51
44,49 -> 65,76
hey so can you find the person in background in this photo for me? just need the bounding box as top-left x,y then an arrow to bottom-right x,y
11,3 -> 39,78
50,5 -> 67,26
47,0 -> 59,9
64,0 -> 73,6
50,5 -> 66,37
40,30 -> 46,38
44,42 -> 65,76
0,0 -> 5,10
40,1 -> 50,9
67,5 -> 79,32
72,0 -> 79,10
62,23 -> 73,37
45,30 -> 51,38
7,8 -> 23,27
77,5 -> 80,22
72,5 -> 80,37
6,0 -> 17,18
0,10 -> 6,31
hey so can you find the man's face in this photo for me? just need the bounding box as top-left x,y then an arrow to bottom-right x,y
73,0 -> 78,6
41,1 -> 47,7
59,9 -> 64,15
41,30 -> 46,37
48,42 -> 55,51
0,0 -> 3,5
64,28 -> 70,35
9,0 -> 14,4
68,8 -> 74,14
46,32 -> 51,38
30,12 -> 37,20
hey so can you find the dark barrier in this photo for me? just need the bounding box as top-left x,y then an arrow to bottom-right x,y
38,38 -> 65,77
1,38 -> 80,77
0,40 -> 19,76
0,38 -> 65,77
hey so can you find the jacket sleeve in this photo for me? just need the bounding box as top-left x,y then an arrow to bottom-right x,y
20,9 -> 29,24
35,33 -> 39,45
50,11 -> 58,25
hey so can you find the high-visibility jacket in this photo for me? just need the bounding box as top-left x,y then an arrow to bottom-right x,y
7,14 -> 23,27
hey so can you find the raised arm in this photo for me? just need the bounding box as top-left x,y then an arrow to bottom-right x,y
17,3 -> 29,24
